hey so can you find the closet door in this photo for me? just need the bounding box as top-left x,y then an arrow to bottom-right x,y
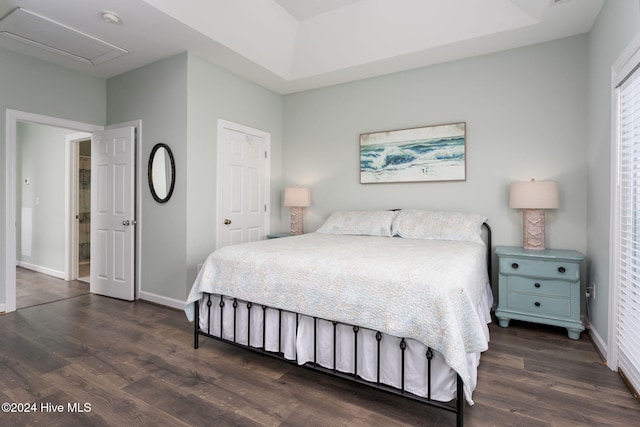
217,120 -> 270,248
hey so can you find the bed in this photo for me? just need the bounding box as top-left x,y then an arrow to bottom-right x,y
185,209 -> 493,426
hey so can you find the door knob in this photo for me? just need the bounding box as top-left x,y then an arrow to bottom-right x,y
224,219 -> 232,225
123,220 -> 130,226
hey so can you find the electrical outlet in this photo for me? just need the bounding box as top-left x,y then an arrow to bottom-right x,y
587,283 -> 596,300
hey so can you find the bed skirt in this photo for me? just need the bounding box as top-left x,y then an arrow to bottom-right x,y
193,283 -> 492,427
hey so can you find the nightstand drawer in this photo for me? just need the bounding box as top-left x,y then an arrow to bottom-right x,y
506,293 -> 571,317
499,257 -> 579,281
506,276 -> 571,298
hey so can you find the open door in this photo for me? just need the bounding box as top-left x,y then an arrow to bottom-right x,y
90,126 -> 135,300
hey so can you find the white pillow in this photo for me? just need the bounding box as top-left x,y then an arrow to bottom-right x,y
391,209 -> 487,244
316,210 -> 397,237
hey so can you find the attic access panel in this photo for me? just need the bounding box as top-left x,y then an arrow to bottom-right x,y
0,7 -> 127,65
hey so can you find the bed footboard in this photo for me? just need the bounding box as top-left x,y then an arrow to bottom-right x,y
193,293 -> 465,427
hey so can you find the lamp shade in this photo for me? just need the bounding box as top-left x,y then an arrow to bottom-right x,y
284,187 -> 310,207
509,179 -> 559,209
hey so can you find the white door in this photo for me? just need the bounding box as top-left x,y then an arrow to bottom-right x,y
218,120 -> 270,247
90,126 -> 135,300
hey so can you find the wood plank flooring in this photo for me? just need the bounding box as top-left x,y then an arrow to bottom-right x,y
1,272 -> 639,426
16,267 -> 89,309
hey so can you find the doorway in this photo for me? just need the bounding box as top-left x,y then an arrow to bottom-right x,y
14,122 -> 92,309
5,111 -> 141,313
4,110 -> 104,313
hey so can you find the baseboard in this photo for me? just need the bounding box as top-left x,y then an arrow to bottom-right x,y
138,291 -> 185,311
585,319 -> 608,364
17,261 -> 65,280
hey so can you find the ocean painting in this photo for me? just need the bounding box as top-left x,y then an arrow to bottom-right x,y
360,122 -> 466,183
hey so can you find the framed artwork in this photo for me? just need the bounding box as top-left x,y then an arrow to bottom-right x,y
360,122 -> 466,183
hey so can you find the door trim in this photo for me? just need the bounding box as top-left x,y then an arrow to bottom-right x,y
4,109 -> 102,313
607,30 -> 640,373
216,119 -> 271,249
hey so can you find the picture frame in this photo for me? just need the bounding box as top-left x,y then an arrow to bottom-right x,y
360,122 -> 466,184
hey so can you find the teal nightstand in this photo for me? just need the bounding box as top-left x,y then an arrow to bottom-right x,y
266,232 -> 294,239
495,246 -> 585,340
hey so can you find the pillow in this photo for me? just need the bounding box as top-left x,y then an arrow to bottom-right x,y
316,210 -> 397,237
391,209 -> 487,244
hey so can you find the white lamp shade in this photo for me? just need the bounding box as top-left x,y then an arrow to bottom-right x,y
509,180 -> 559,209
284,187 -> 310,207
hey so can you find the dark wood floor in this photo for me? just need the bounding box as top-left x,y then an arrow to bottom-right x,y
16,267 -> 89,309
1,272 -> 639,426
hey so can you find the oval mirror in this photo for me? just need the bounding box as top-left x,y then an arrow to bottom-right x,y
148,143 -> 175,203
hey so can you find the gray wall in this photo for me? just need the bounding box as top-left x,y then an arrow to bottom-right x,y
586,0 -> 640,349
0,47 -> 106,309
185,53 -> 283,295
16,122 -> 70,274
283,36 -> 589,282
107,52 -> 283,302
107,53 -> 189,302
2,5 -> 637,350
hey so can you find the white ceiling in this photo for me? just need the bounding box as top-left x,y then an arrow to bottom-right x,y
273,0 -> 367,20
0,0 -> 604,94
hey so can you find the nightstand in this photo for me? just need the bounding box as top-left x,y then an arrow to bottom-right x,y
495,246 -> 585,340
266,232 -> 294,239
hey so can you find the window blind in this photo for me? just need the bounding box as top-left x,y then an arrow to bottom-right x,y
616,67 -> 640,395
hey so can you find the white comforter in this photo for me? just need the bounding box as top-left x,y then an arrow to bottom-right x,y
185,233 -> 490,397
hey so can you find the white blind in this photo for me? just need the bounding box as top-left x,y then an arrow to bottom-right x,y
616,67 -> 640,394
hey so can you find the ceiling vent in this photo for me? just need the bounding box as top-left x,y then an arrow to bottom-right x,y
0,8 -> 127,65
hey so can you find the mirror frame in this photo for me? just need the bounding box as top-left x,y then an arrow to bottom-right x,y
148,143 -> 176,203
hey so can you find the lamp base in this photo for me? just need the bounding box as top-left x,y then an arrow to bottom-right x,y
522,209 -> 546,250
290,207 -> 304,235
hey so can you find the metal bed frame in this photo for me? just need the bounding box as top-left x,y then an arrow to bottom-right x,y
193,223 -> 491,427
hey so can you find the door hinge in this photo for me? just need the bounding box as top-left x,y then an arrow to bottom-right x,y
265,150 -> 267,159
264,204 -> 267,212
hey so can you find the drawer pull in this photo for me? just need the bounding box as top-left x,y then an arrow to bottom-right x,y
534,302 -> 541,307
511,263 -> 519,269
534,283 -> 541,288
558,266 -> 566,273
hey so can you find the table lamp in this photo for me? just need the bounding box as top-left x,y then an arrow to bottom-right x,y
509,179 -> 559,250
284,187 -> 310,235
